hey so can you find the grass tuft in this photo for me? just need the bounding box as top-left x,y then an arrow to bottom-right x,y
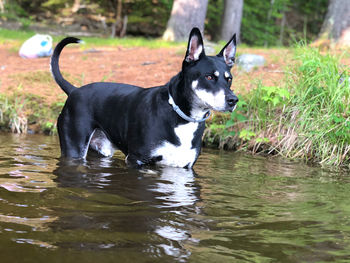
205,44 -> 350,167
0,28 -> 184,50
0,91 -> 63,134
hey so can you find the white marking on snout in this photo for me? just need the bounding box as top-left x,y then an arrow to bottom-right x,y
192,79 -> 226,111
194,89 -> 226,111
214,71 -> 220,77
152,122 -> 199,168
224,71 -> 230,78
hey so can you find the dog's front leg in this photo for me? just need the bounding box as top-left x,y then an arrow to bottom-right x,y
125,154 -> 145,168
125,153 -> 163,168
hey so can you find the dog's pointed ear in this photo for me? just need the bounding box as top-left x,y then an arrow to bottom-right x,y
185,28 -> 205,63
218,34 -> 237,67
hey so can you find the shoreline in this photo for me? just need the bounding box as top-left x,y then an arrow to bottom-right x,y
1,34 -> 349,168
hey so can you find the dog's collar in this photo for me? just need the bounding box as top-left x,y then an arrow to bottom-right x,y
168,93 -> 211,123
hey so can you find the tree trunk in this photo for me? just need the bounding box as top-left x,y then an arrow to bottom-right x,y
0,0 -> 4,13
111,0 -> 126,38
279,3 -> 287,46
163,0 -> 208,41
264,0 -> 275,47
319,0 -> 350,45
220,0 -> 243,42
72,0 -> 81,13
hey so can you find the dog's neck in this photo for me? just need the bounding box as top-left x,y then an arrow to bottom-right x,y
168,73 -> 209,121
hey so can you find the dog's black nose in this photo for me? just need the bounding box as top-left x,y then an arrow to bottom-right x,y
227,95 -> 239,107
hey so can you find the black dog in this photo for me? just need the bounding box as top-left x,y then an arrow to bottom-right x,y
51,28 -> 238,168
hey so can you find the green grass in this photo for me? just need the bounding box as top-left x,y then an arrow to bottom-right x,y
283,46 -> 350,166
0,91 -> 63,134
0,28 -> 184,49
80,36 -> 183,49
205,44 -> 350,168
0,28 -> 36,42
11,70 -> 54,84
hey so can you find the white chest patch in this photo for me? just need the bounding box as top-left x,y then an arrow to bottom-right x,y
152,122 -> 199,168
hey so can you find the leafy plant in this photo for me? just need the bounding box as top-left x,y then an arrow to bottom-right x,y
205,44 -> 350,167
239,129 -> 256,141
256,137 -> 270,143
226,95 -> 248,126
223,95 -> 248,137
261,86 -> 290,106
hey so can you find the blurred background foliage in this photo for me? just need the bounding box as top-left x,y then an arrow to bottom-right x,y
0,0 -> 329,46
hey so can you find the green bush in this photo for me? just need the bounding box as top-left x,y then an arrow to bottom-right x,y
206,44 -> 350,167
241,0 -> 328,46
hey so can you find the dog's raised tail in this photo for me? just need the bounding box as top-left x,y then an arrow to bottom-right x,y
51,37 -> 82,95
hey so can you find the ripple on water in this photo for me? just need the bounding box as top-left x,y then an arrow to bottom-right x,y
0,133 -> 350,262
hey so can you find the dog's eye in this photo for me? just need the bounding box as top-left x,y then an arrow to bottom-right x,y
227,77 -> 232,82
205,75 -> 214,81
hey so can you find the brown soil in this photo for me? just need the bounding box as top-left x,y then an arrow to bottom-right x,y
0,41 -> 292,105
0,44 -> 184,104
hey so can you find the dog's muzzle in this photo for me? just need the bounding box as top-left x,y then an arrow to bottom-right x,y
226,95 -> 239,112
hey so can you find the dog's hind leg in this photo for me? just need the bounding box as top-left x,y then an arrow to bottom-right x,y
57,113 -> 95,159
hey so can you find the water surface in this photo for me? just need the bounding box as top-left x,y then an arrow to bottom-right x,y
0,133 -> 350,262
